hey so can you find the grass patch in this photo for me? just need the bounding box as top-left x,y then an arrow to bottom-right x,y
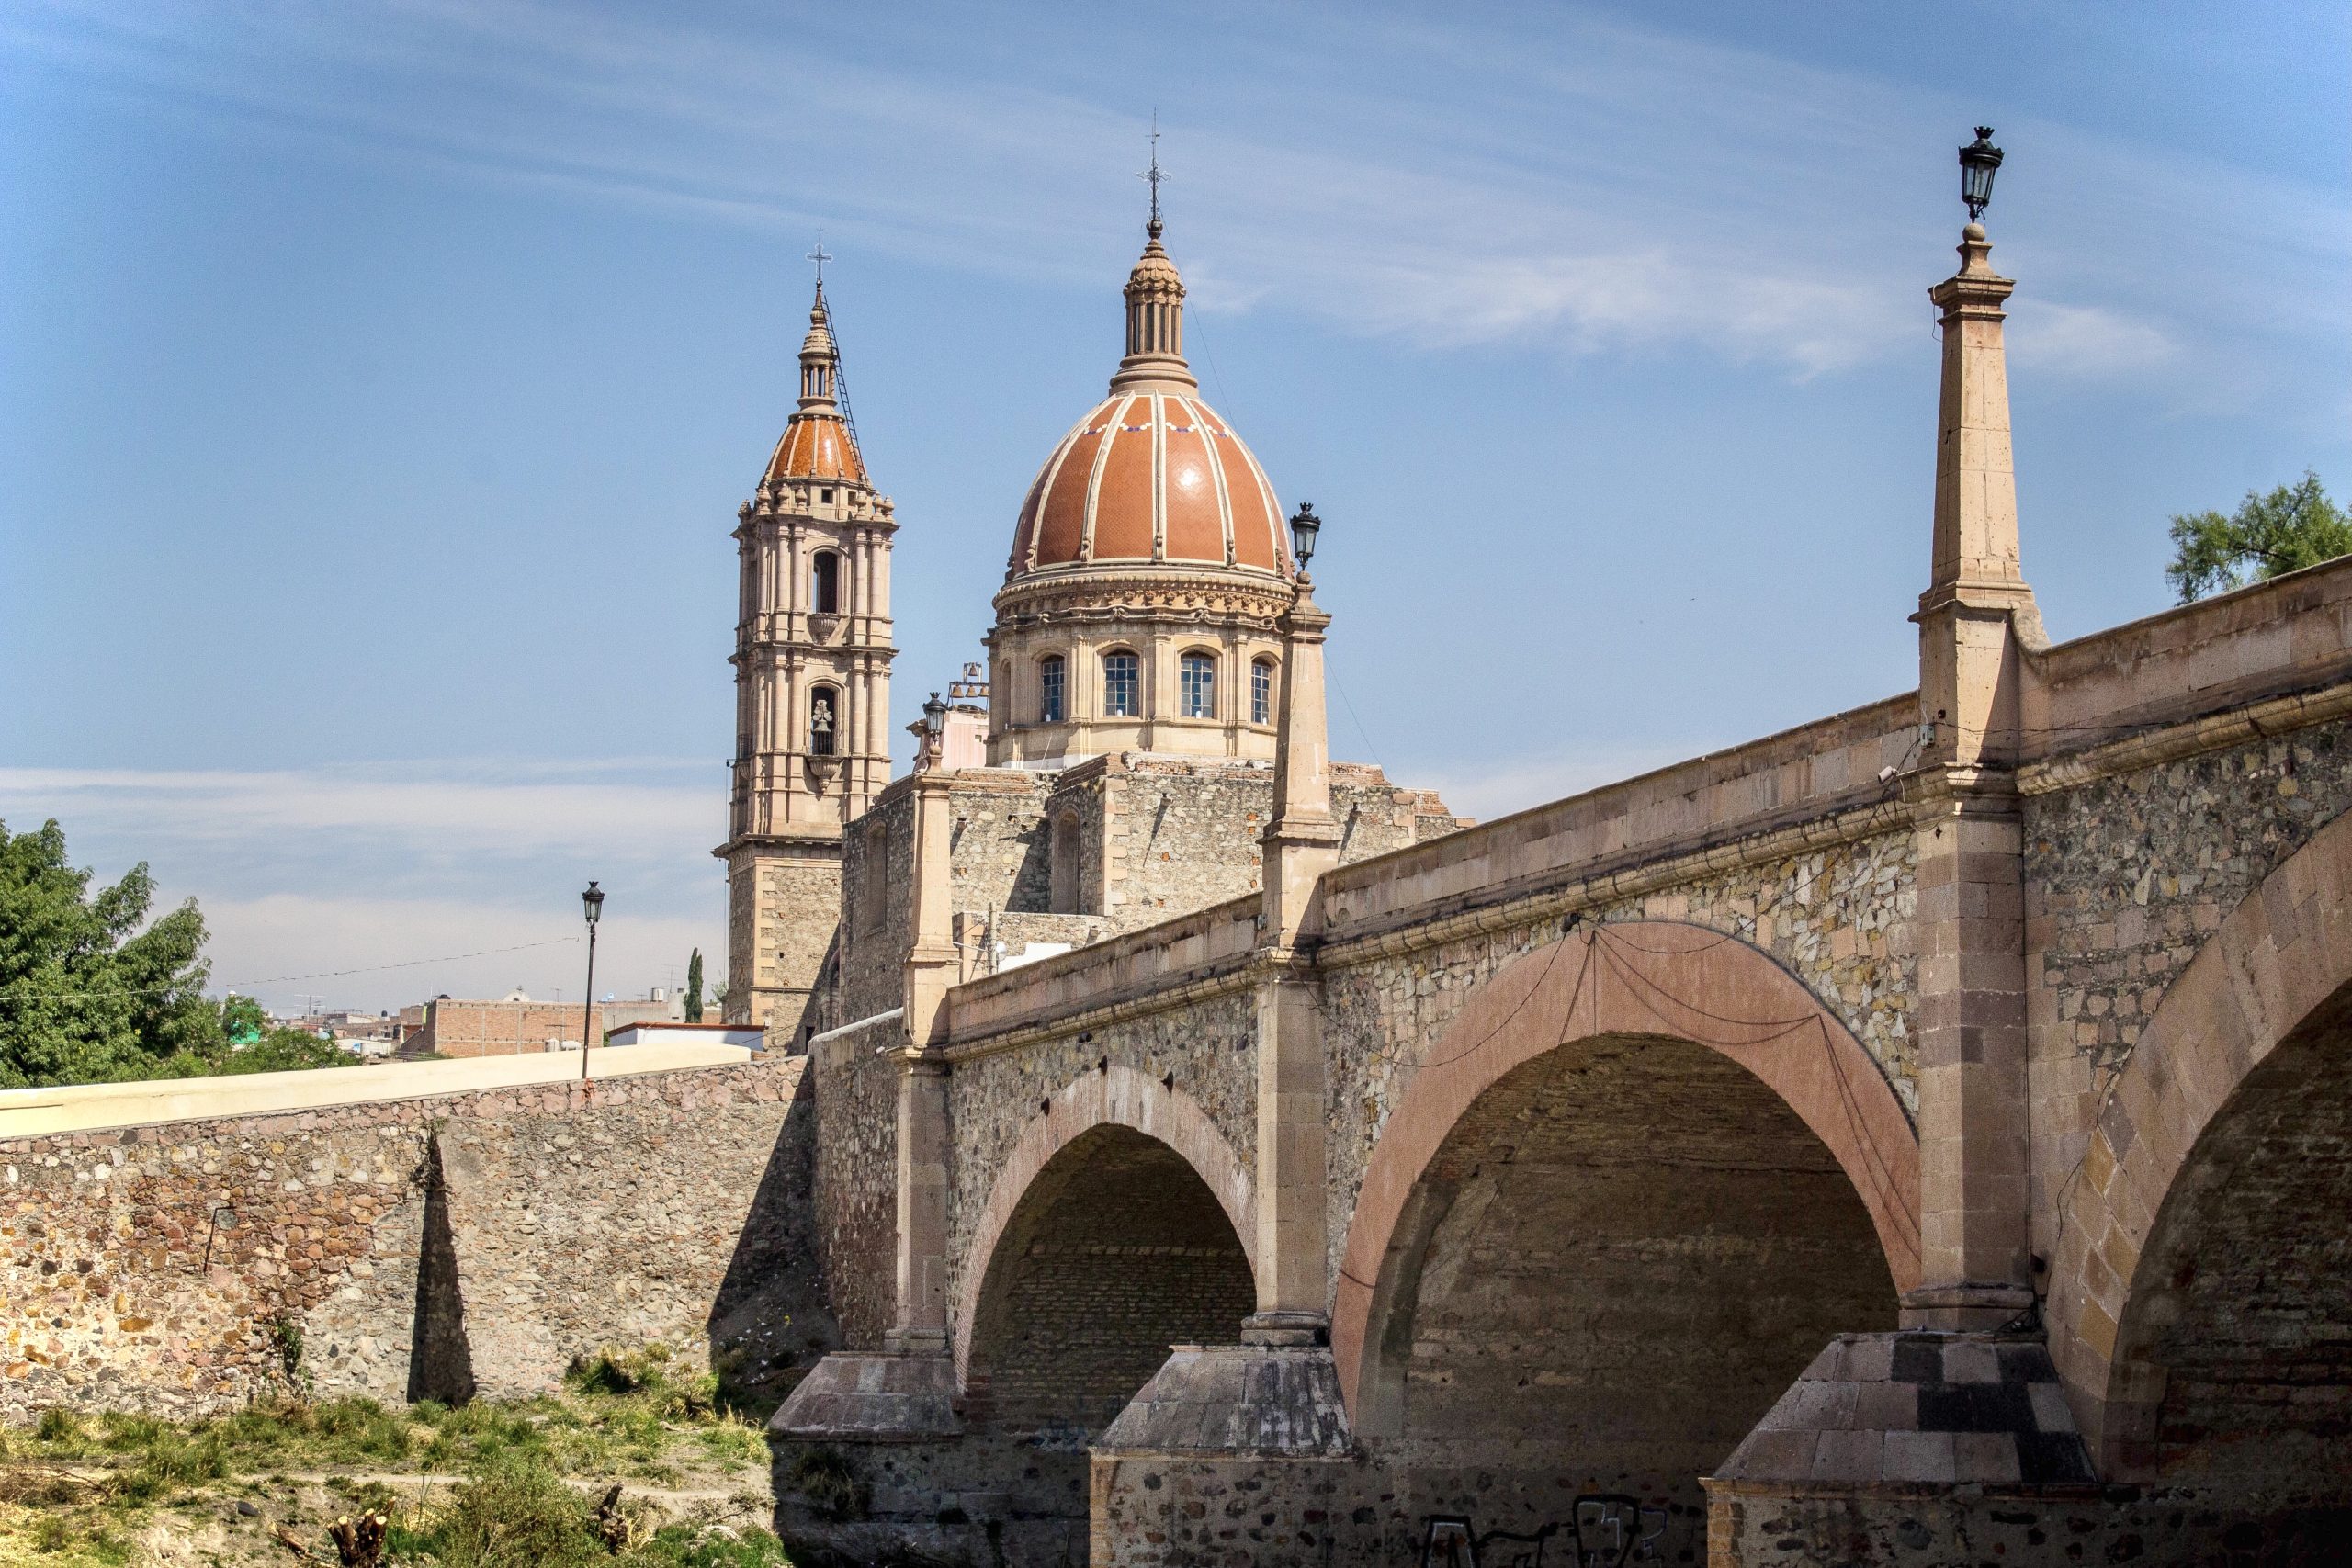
430,1452 -> 606,1568
3,1346 -> 782,1562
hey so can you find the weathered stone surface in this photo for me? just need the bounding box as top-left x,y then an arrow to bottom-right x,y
1717,1332 -> 2091,1487
769,1350 -> 960,1439
1094,1345 -> 1351,1458
0,1056 -> 831,1420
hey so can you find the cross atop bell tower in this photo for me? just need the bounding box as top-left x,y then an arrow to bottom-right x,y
718,258 -> 898,1040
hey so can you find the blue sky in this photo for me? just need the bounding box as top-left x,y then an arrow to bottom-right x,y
3,1 -> 2346,1012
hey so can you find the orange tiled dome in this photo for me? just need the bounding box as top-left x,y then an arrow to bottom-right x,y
766,413 -> 865,484
1006,225 -> 1291,579
1009,391 -> 1288,573
763,284 -> 868,486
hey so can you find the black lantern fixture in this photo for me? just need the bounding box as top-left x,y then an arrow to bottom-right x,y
1959,127 -> 2002,224
1287,502 -> 1322,570
919,691 -> 948,769
578,881 -> 604,1085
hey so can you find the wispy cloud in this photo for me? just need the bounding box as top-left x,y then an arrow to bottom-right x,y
11,0 -> 2337,392
2010,302 -> 2178,379
0,760 -> 728,1010
0,762 -> 716,853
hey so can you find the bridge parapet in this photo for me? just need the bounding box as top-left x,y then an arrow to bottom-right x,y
944,895 -> 1261,1054
1315,694 -> 1918,948
2030,555 -> 2352,748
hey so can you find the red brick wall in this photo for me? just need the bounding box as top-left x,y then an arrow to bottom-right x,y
413,1000 -> 607,1058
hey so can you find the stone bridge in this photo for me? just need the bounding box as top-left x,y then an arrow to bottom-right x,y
770,219 -> 2352,1567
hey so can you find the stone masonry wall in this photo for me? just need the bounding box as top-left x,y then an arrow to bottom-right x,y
2022,718 -> 2352,1256
808,1016 -> 904,1351
726,844 -> 843,1038
944,988 -> 1260,1355
0,1056 -> 831,1421
2026,722 -> 2352,1095
1317,826 -> 1919,1308
1072,757 -> 1463,931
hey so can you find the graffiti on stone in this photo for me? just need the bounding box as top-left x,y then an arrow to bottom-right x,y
1419,1497 -> 1667,1567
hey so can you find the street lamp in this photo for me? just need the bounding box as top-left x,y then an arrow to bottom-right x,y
1959,127 -> 2002,224
1287,502 -> 1321,570
579,881 -> 604,1084
919,690 -> 948,770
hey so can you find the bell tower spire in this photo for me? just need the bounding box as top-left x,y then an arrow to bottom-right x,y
719,244 -> 899,1042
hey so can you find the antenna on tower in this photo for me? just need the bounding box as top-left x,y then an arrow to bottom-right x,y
1139,110 -> 1166,238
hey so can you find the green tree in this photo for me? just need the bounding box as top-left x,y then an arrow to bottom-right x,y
684,948 -> 705,1023
2166,470 -> 2352,604
0,818 -> 217,1087
0,819 -> 356,1088
209,1019 -> 355,1075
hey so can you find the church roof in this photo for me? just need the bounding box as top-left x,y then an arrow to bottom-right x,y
765,414 -> 865,485
764,283 -> 869,486
1008,390 -> 1288,574
1004,225 -> 1292,580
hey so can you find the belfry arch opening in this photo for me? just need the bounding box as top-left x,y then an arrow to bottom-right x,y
2103,981 -> 2352,1494
809,549 -> 841,615
807,685 -> 840,757
964,1122 -> 1254,1444
1354,1031 -> 1898,1531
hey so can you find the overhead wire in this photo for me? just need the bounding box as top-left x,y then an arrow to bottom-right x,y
0,934 -> 583,1006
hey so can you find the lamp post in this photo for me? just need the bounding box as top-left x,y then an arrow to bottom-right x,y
1286,502 -> 1321,576
918,690 -> 948,772
579,880 -> 604,1084
1959,127 -> 2002,224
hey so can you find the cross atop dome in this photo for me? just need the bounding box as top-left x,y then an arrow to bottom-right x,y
1140,115 -> 1167,240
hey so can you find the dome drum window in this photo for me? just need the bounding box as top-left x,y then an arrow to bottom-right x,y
1251,659 -> 1275,727
1039,655 -> 1067,725
1103,652 -> 1141,718
1181,652 -> 1216,720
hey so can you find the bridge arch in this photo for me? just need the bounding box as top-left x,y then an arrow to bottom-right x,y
955,1064 -> 1255,1407
1331,920 -> 1918,1529
2048,806 -> 2352,1487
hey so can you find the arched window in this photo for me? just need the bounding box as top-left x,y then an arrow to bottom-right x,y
1039,655 -> 1067,724
1102,651 -> 1140,718
1049,811 -> 1083,914
808,686 -> 840,756
1251,659 -> 1275,727
811,551 -> 842,615
1180,652 -> 1216,719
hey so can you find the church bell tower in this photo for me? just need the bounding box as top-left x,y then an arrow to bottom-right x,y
718,273 -> 896,1036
